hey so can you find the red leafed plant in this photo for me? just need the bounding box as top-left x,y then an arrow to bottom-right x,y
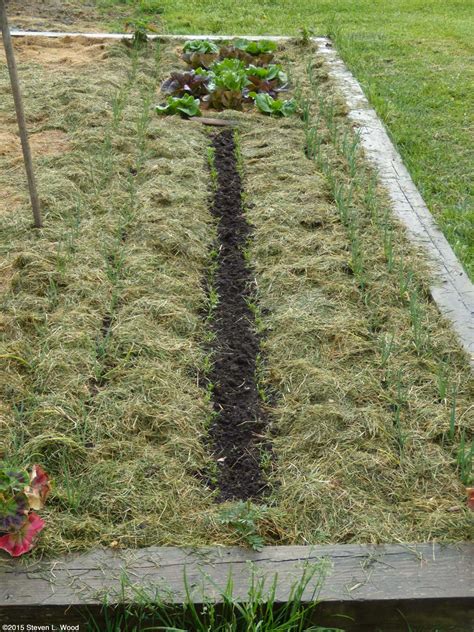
0,464 -> 50,557
467,487 -> 474,511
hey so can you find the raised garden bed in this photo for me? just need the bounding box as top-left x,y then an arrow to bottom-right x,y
0,33 -> 473,629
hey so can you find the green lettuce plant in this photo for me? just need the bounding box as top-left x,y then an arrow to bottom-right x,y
246,64 -> 288,95
183,40 -> 219,69
252,93 -> 296,116
203,59 -> 250,110
156,94 -> 201,117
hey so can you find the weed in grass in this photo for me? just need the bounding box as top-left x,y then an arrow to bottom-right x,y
217,502 -> 268,551
124,17 -> 159,48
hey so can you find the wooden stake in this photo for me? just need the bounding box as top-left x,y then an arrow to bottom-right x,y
0,0 -> 42,228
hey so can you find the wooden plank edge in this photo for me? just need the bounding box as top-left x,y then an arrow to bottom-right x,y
1,543 -> 473,630
190,117 -> 238,127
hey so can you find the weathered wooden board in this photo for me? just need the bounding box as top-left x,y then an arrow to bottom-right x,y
1,544 -> 473,630
192,117 -> 238,127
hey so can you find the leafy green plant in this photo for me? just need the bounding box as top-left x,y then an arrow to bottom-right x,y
245,64 -> 288,95
0,464 -> 50,557
218,40 -> 277,66
202,59 -> 250,110
217,501 -> 268,551
156,94 -> 201,117
211,59 -> 249,92
183,40 -> 220,54
234,39 -> 277,56
183,40 -> 219,69
252,93 -> 296,117
218,44 -> 255,66
247,64 -> 287,84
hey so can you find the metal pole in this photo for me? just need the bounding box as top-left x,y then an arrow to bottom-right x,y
0,0 -> 42,228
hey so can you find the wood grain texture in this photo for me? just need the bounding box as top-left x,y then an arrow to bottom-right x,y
1,543 -> 473,630
192,117 -> 238,126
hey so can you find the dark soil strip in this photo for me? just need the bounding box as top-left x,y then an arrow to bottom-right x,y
207,129 -> 268,501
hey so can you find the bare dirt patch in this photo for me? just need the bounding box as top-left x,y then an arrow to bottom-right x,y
2,36 -> 109,67
0,186 -> 23,216
0,130 -> 70,162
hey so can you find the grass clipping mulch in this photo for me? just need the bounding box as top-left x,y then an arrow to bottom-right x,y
0,37 -> 472,554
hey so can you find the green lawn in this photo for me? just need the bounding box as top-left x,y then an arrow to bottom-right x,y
99,0 -> 474,279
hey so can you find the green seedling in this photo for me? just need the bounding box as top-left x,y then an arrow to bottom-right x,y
457,430 -> 474,486
408,287 -> 427,353
383,225 -> 395,272
437,360 -> 450,403
448,382 -> 458,442
251,93 -> 296,117
380,332 -> 395,368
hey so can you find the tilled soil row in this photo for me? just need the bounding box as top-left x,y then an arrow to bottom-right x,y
207,129 -> 269,501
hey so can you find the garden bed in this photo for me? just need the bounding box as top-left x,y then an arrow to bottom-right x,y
0,35 -> 473,561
